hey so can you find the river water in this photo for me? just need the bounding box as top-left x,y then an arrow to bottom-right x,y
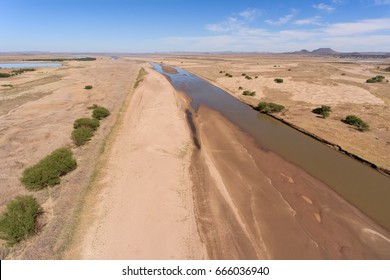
152,63 -> 390,231
0,62 -> 62,68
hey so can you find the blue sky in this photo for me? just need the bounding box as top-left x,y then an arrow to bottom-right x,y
1,0 -> 390,52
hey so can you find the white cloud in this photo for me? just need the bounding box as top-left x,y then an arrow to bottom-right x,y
265,10 -> 297,25
325,18 -> 390,35
313,3 -> 335,12
205,17 -> 243,33
239,8 -> 262,21
293,16 -> 322,26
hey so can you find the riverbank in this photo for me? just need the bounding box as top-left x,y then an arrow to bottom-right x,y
64,66 -> 206,259
126,55 -> 390,173
192,105 -> 390,259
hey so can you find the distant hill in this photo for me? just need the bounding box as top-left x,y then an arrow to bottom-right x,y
287,48 -> 390,58
311,48 -> 339,55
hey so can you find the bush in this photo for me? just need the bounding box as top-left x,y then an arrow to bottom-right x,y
312,105 -> 332,118
225,73 -> 233,78
84,85 -> 93,90
242,90 -> 256,96
274,78 -> 284,83
385,67 -> 390,72
238,86 -> 243,90
245,75 -> 252,80
0,73 -> 11,78
73,118 -> 100,131
256,102 -> 285,113
72,127 -> 94,146
344,115 -> 369,131
92,106 -> 110,120
21,148 -> 77,190
0,196 -> 41,245
366,75 -> 385,83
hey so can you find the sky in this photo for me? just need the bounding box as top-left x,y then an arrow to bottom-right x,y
1,0 -> 390,53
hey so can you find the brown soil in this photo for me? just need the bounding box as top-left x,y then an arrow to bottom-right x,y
191,105 -> 390,259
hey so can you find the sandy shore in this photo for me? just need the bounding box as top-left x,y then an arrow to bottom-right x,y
192,105 -> 390,259
127,55 -> 390,172
67,66 -> 206,259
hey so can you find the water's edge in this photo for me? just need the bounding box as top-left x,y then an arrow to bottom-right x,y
251,106 -> 390,177
152,62 -> 390,231
189,66 -> 390,177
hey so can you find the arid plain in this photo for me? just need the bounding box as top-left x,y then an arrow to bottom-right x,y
1,54 -> 390,259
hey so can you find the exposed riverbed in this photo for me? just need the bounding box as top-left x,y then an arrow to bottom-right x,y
153,63 -> 390,259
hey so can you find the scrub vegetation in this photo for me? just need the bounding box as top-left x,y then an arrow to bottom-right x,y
344,115 -> 370,131
256,102 -> 285,113
312,105 -> 332,118
0,195 -> 41,245
274,78 -> 284,83
21,148 -> 77,190
92,106 -> 110,120
242,90 -> 256,96
366,75 -> 386,83
72,127 -> 94,146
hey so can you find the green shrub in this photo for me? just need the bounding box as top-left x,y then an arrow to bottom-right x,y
0,73 -> 11,78
11,68 -> 35,75
256,102 -> 285,113
312,105 -> 332,118
72,127 -> 94,146
21,148 -> 77,190
0,196 -> 41,245
245,75 -> 252,80
225,73 -> 233,78
84,85 -> 93,90
344,115 -> 369,131
242,90 -> 256,96
274,78 -> 284,83
242,73 -> 246,76
366,75 -> 385,83
92,106 -> 110,120
73,118 -> 100,131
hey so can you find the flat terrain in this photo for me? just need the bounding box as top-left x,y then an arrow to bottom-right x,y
0,55 -> 140,258
1,54 -> 390,260
129,55 -> 390,171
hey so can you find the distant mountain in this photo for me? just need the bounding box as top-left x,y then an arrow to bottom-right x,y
311,48 -> 339,55
287,48 -> 390,58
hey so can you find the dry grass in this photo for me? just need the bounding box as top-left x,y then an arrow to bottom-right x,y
61,67 -> 148,259
0,55 -> 142,259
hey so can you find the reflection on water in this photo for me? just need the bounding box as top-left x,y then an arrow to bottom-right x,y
153,62 -> 390,230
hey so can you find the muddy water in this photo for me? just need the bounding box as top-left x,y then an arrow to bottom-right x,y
152,63 -> 390,231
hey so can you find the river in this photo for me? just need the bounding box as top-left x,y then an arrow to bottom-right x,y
153,62 -> 390,232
